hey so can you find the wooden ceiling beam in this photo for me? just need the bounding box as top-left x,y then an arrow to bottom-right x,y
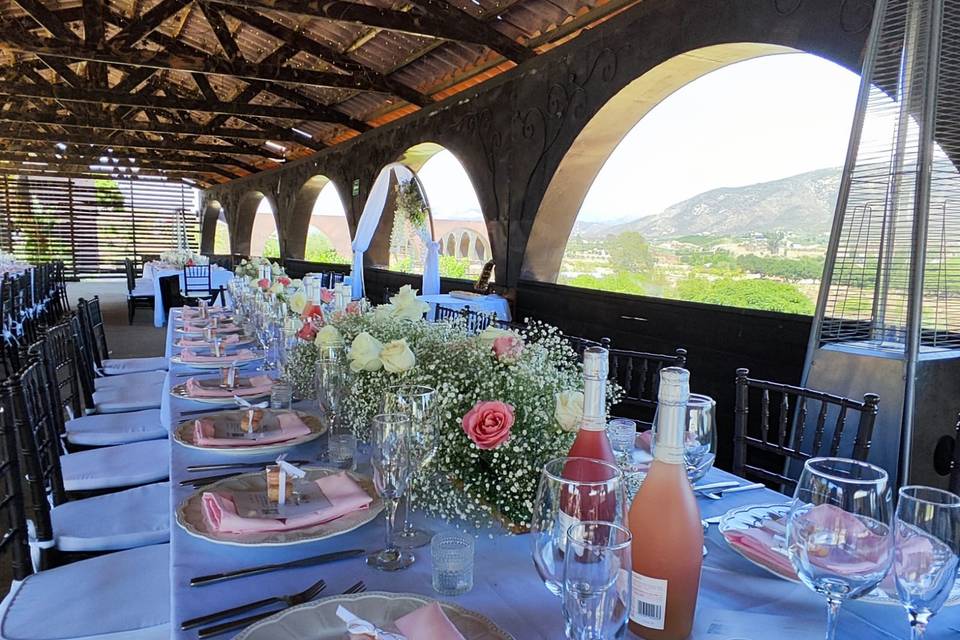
11,0 -> 80,42
404,0 -> 532,62
0,30 -> 386,92
0,126 -> 281,157
0,151 -> 242,177
0,167 -> 220,186
106,0 -> 193,49
0,81 -> 346,123
218,5 -> 431,107
82,0 -> 108,88
191,72 -> 220,102
197,2 -> 244,63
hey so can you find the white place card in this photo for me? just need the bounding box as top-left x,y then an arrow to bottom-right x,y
230,483 -> 331,519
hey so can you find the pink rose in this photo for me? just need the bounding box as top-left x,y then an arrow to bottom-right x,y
277,276 -> 291,286
296,322 -> 317,341
344,301 -> 361,315
492,335 -> 523,360
257,278 -> 269,290
321,289 -> 335,304
461,400 -> 515,450
302,304 -> 324,321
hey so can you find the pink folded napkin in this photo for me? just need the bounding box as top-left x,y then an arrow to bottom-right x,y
177,334 -> 241,348
395,602 -> 466,640
185,375 -> 273,398
193,412 -> 311,447
180,348 -> 257,363
183,322 -> 238,332
723,518 -> 796,579
795,504 -> 892,576
181,306 -> 228,318
201,471 -> 373,533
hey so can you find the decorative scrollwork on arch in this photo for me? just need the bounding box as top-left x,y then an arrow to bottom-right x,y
773,0 -> 803,16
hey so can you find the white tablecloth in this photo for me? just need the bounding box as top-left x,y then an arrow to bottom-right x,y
420,293 -> 511,322
151,266 -> 233,327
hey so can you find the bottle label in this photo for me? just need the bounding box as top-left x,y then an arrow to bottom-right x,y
630,572 -> 668,630
556,508 -> 580,550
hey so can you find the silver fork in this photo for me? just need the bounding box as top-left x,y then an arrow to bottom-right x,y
184,578 -> 326,630
196,580 -> 365,638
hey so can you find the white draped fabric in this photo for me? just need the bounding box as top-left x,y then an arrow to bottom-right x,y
351,163 -> 416,299
422,240 -> 441,295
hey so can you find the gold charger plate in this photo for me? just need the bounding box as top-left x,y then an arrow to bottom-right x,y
172,409 -> 326,456
176,467 -> 383,547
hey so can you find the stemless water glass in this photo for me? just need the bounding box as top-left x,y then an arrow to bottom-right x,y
382,385 -> 438,548
431,531 -> 475,596
894,486 -> 960,639
366,413 -> 415,571
651,393 -> 716,483
562,521 -> 632,640
607,418 -> 637,454
532,457 -> 626,596
786,457 -> 893,640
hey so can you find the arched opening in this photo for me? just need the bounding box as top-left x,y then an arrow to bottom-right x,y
524,45 -> 862,315
307,182 -> 351,264
213,210 -> 230,254
249,196 -> 280,258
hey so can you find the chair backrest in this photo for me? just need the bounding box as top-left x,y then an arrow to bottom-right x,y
8,360 -> 68,569
160,274 -> 187,311
434,304 -> 460,323
76,297 -> 109,370
183,265 -> 212,295
564,334 -> 604,359
0,378 -> 31,581
460,305 -> 494,333
608,346 -> 687,416
68,314 -> 98,407
733,367 -> 880,492
124,258 -> 137,294
32,324 -> 83,419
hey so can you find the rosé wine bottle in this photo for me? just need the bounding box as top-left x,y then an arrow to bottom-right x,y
628,367 -> 702,639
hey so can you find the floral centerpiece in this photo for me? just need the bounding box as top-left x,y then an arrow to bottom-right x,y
234,257 -> 285,280
160,248 -> 207,268
285,285 -> 620,530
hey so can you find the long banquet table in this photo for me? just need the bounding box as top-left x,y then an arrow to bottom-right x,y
151,265 -> 234,328
160,308 -> 959,639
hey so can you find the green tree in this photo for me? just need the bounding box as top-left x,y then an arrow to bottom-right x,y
438,255 -> 470,279
605,231 -> 655,273
673,277 -> 814,314
213,221 -> 230,254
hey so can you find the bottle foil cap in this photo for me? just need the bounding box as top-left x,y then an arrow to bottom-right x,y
582,346 -> 609,381
659,367 -> 690,405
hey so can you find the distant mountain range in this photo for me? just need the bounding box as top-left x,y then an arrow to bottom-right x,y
576,167 -> 841,239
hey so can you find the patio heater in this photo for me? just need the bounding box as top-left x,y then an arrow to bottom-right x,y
802,0 -> 960,487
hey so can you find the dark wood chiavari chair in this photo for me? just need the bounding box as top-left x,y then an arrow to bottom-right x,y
32,322 -> 84,422
124,258 -> 154,324
733,367 -> 880,493
77,298 -> 109,372
183,264 -> 218,304
434,304 -> 460,322
951,414 -> 960,496
0,378 -> 32,583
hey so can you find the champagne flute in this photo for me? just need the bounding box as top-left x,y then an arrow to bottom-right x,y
562,521 -> 632,640
366,412 -> 415,571
315,345 -> 348,431
382,385 -> 437,548
532,457 -> 626,596
894,486 -> 960,639
786,457 -> 893,640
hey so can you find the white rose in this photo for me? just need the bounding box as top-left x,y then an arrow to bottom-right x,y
478,327 -> 515,350
380,339 -> 416,373
271,263 -> 284,276
289,291 -> 308,314
555,390 -> 584,432
348,332 -> 383,372
315,324 -> 343,347
388,285 -> 429,321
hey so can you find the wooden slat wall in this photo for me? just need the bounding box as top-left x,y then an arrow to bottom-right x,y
0,175 -> 198,278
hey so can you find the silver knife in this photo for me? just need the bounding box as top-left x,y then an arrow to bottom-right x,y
692,480 -> 740,493
190,548 -> 365,586
179,472 -> 241,487
187,460 -> 310,473
715,482 -> 765,495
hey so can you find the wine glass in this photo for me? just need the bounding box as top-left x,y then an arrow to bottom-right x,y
382,385 -> 438,548
893,486 -> 960,639
786,457 -> 893,640
532,457 -> 627,596
315,346 -> 348,430
562,521 -> 632,640
366,412 -> 416,571
651,393 -> 716,483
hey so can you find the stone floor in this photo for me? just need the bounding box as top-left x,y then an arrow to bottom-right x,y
67,279 -> 166,358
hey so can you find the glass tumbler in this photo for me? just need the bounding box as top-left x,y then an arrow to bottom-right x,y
431,531 -> 475,596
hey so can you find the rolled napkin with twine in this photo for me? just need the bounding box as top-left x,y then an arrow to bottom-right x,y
201,471 -> 373,533
180,348 -> 257,363
193,413 -> 311,447
336,602 -> 465,640
185,375 -> 273,398
184,321 -> 238,332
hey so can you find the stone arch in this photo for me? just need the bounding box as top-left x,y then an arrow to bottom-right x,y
199,199 -> 222,254
286,174 -> 352,260
233,190 -> 279,256
523,42 -> 824,282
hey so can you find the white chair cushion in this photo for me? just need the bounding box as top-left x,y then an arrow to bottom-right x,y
103,357 -> 168,376
65,409 -> 167,447
60,440 -> 169,492
0,544 -> 169,640
51,482 -> 169,552
93,371 -> 166,413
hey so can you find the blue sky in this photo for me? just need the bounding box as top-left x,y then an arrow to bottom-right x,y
396,53 -> 861,224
